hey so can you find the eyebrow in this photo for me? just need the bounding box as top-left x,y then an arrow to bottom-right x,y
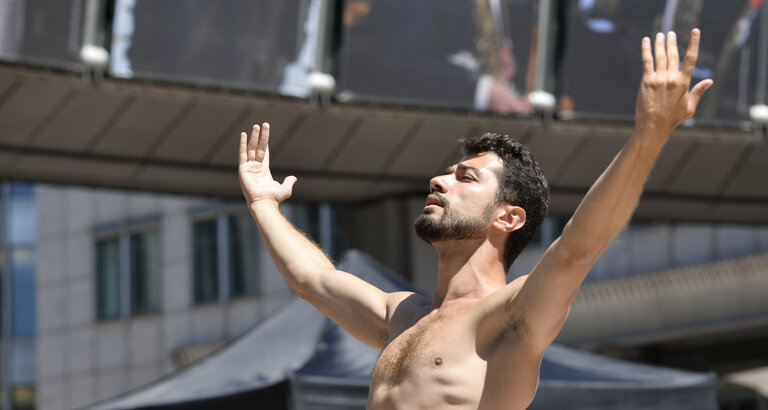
443,164 -> 481,175
457,164 -> 480,175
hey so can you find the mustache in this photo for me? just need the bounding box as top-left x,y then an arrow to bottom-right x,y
431,192 -> 448,207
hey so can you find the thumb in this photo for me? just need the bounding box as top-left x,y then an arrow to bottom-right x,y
281,175 -> 297,197
689,79 -> 714,109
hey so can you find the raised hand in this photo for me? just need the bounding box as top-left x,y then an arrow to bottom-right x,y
635,29 -> 714,138
238,123 -> 297,206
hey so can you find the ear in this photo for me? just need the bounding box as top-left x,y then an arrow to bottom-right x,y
493,204 -> 526,234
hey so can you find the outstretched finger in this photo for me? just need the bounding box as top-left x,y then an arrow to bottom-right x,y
641,36 -> 654,75
681,28 -> 701,79
239,132 -> 248,165
666,31 -> 680,73
255,122 -> 270,163
247,124 -> 260,162
654,32 -> 667,73
262,146 -> 271,168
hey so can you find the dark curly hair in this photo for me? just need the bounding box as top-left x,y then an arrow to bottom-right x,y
461,133 -> 550,269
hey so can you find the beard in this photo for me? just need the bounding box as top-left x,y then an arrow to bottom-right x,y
414,199 -> 495,244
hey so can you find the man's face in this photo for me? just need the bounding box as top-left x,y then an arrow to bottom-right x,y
415,153 -> 503,243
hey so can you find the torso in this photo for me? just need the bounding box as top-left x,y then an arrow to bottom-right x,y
367,281 -> 542,410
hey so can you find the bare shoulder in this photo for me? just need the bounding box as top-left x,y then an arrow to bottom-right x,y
385,291 -> 432,340
476,274 -> 530,314
474,275 -> 532,355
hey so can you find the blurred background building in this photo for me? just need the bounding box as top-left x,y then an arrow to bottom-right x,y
0,183 -> 36,410
0,0 -> 767,409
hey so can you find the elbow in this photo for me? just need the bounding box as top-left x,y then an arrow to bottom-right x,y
555,235 -> 605,268
288,268 -> 331,302
291,273 -> 317,301
293,284 -> 312,301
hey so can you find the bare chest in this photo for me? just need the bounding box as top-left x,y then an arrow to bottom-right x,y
370,308 -> 484,389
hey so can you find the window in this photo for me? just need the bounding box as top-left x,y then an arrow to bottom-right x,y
96,238 -> 121,319
228,213 -> 260,297
7,185 -> 36,246
95,229 -> 160,320
11,248 -> 36,336
292,202 -> 345,260
193,220 -> 218,303
1,183 -> 38,334
192,213 -> 260,304
130,231 -> 160,314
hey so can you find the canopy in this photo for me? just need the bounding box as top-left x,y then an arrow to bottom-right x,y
89,250 -> 717,410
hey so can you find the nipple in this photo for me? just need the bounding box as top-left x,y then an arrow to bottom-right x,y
434,357 -> 443,366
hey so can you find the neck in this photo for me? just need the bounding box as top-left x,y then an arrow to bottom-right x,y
431,239 -> 508,309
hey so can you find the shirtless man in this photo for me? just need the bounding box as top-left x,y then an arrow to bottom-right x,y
238,29 -> 712,409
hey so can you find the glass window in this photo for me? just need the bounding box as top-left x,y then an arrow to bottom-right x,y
9,183 -> 34,195
193,220 -> 218,303
130,231 -> 160,314
11,248 -> 36,336
329,205 -> 348,261
228,214 -> 260,297
292,203 -> 320,242
96,238 -> 121,319
6,188 -> 36,246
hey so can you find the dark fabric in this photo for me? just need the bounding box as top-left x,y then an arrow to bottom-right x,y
134,381 -> 290,410
122,0 -> 303,91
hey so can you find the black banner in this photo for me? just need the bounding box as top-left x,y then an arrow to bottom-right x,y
337,0 -> 538,115
110,0 -> 307,93
558,0 -> 765,125
0,0 -> 85,69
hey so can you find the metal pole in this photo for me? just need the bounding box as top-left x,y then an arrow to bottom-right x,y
312,0 -> 332,73
756,3 -> 768,104
81,0 -> 104,47
534,0 -> 553,92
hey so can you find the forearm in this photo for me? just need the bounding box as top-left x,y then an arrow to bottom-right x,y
558,29 -> 712,263
249,200 -> 335,297
559,132 -> 666,263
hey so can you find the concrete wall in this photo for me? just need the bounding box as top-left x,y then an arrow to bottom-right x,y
35,186 -> 294,410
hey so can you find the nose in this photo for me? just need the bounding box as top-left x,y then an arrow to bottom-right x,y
429,174 -> 448,194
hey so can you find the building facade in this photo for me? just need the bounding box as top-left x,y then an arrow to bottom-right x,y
0,182 -> 37,410
28,183 -> 768,410
34,185 -> 344,410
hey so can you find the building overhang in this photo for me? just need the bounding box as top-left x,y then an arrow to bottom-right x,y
1,64 -> 767,223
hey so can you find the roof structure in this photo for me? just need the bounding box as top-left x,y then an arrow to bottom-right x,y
1,65 -> 767,222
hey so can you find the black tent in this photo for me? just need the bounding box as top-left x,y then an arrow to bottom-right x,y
88,250 -> 718,410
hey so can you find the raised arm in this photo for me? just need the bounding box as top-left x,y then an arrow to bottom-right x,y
505,29 -> 713,349
239,123 -> 405,348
